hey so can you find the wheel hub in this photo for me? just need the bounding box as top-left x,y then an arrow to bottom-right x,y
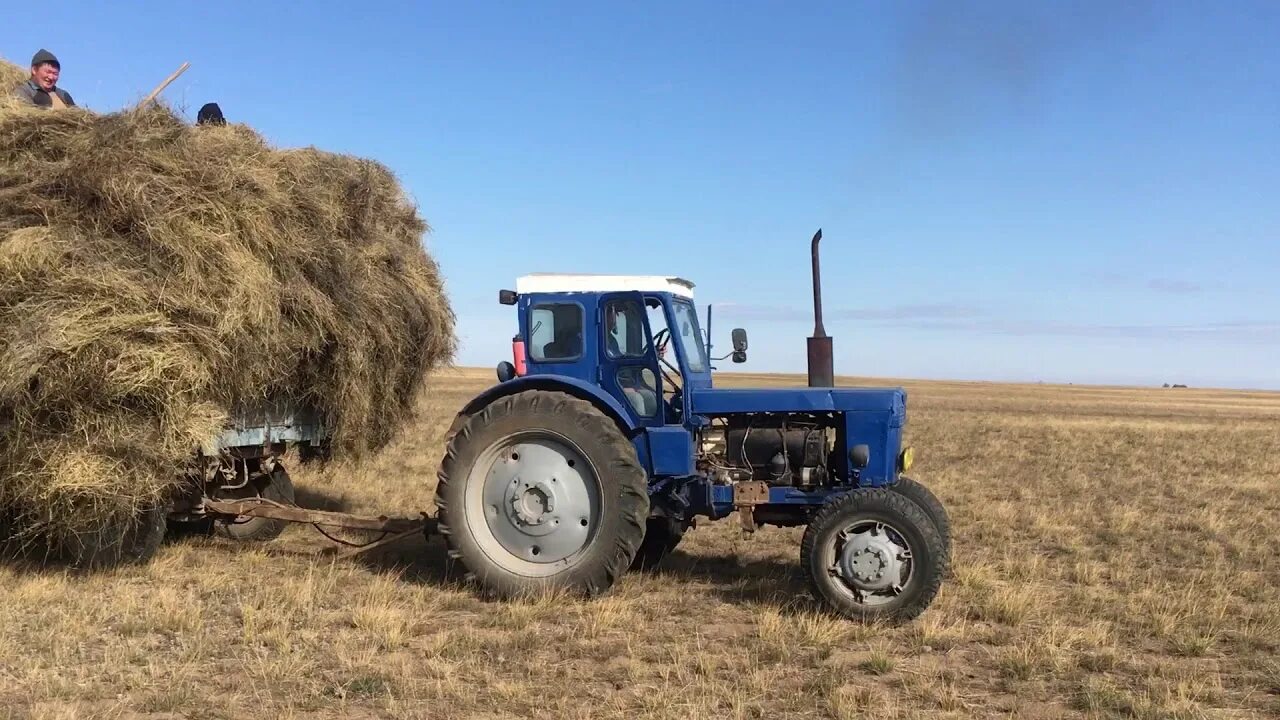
508,479 -> 556,526
846,547 -> 889,583
475,436 -> 599,566
836,522 -> 910,596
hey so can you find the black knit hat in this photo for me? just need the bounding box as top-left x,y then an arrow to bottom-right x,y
197,103 -> 226,125
31,49 -> 59,69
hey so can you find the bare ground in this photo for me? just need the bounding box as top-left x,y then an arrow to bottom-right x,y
2,368 -> 1278,719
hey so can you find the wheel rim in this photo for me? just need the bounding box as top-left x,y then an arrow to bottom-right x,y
464,430 -> 601,576
827,519 -> 914,606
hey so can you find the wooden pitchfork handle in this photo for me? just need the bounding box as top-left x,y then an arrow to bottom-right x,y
135,61 -> 191,109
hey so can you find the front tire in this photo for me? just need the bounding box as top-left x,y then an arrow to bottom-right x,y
801,488 -> 946,623
437,390 -> 650,598
890,476 -> 951,558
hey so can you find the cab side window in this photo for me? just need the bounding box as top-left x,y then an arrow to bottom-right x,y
529,303 -> 583,361
604,299 -> 649,358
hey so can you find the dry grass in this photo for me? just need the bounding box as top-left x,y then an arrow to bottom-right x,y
1,58 -> 27,105
1,366 -> 1278,718
0,56 -> 454,560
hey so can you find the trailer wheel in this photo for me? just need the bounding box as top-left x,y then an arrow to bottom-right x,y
214,465 -> 295,542
889,476 -> 952,558
437,390 -> 649,598
70,501 -> 168,570
801,488 -> 946,623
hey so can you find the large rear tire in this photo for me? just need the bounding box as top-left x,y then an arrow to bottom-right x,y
801,488 -> 946,623
437,390 -> 650,598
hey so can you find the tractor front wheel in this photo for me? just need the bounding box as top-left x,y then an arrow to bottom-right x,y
889,476 -> 951,559
801,488 -> 946,623
436,390 -> 650,598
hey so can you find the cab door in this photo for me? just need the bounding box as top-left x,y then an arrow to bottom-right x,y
597,292 -> 664,427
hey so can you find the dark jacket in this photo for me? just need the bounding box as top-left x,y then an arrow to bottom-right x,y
14,79 -> 75,108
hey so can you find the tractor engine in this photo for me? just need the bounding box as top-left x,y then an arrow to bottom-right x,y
699,416 -> 836,489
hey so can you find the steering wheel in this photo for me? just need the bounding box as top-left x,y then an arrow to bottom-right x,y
649,328 -> 683,393
652,328 -> 671,355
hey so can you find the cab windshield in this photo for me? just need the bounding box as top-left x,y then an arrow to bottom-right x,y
671,301 -> 707,374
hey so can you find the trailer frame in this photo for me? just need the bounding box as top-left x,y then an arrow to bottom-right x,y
202,497 -> 437,559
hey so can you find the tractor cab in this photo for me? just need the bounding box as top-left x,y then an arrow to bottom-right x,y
497,273 -> 745,427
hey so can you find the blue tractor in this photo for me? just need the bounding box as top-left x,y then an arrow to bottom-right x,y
437,231 -> 950,621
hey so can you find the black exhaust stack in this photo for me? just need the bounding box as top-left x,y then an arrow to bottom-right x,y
807,228 -> 834,387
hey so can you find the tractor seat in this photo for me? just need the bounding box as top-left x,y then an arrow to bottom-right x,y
542,334 -> 582,360
622,387 -> 659,418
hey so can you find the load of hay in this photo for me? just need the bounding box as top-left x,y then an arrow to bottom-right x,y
0,60 -> 25,99
0,57 -> 455,565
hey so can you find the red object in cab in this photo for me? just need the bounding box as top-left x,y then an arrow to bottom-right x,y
511,335 -> 527,376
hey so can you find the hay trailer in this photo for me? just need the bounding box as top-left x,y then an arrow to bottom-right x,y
168,403 -> 435,556
166,230 -> 950,622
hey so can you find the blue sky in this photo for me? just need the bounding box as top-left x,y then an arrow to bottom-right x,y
5,1 -> 1277,389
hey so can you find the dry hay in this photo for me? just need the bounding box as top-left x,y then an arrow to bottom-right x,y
0,57 -> 456,564
1,58 -> 25,105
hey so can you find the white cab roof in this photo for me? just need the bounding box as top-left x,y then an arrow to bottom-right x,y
515,273 -> 695,298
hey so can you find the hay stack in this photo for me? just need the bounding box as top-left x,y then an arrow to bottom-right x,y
0,57 -> 456,563
0,59 -> 25,104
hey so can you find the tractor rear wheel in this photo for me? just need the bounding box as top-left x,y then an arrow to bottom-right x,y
889,476 -> 951,558
801,488 -> 946,623
437,390 -> 650,598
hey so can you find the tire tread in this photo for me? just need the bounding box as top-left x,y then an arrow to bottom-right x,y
891,475 -> 952,558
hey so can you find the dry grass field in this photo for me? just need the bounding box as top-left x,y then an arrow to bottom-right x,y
2,367 -> 1278,719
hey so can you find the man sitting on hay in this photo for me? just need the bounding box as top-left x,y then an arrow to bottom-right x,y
13,48 -> 76,108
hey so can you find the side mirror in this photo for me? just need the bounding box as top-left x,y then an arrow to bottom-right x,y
499,290 -> 518,305
730,328 -> 748,362
710,327 -> 750,365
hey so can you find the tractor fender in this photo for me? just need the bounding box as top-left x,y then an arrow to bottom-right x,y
447,375 -> 638,442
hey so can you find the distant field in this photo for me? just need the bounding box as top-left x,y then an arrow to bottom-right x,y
2,367 -> 1278,719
